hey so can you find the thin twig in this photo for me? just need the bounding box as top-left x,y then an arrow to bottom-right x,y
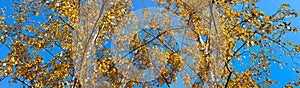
58,17 -> 75,30
15,77 -> 32,87
44,49 -> 55,57
141,29 -> 176,52
122,31 -> 167,58
224,70 -> 232,88
224,30 -> 257,87
161,73 -> 170,88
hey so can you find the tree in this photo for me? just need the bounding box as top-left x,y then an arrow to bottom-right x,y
0,0 -> 299,87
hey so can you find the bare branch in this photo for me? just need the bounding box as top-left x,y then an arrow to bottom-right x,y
15,77 -> 32,88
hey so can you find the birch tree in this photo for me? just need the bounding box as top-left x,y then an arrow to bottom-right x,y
0,0 -> 299,88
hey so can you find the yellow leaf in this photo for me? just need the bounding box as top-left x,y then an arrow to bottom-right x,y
0,16 -> 4,21
286,52 -> 291,56
277,14 -> 282,19
237,57 -> 242,61
294,46 -> 300,52
0,25 -> 3,30
285,85 -> 293,88
66,44 -> 72,49
262,36 -> 268,40
7,66 -> 12,71
266,70 -> 270,76
250,41 -> 255,45
34,11 -> 40,16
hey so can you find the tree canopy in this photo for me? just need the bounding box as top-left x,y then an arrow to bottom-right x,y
0,0 -> 299,87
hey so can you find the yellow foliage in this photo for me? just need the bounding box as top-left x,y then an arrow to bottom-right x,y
0,0 -> 299,87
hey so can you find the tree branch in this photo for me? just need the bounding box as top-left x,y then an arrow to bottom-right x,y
224,70 -> 232,88
224,30 -> 258,87
44,49 -> 55,57
58,17 -> 76,30
161,73 -> 170,88
122,31 -> 167,58
141,29 -> 176,52
15,77 -> 32,88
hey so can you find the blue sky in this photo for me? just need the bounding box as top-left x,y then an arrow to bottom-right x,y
1,0 -> 300,88
257,0 -> 300,87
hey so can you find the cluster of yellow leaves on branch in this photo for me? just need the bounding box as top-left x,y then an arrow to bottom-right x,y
0,0 -> 300,88
43,0 -> 80,24
157,51 -> 183,86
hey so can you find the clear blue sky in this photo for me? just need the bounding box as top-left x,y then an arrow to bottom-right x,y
257,0 -> 300,88
0,0 -> 299,88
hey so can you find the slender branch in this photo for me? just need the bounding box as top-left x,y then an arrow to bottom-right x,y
226,30 -> 258,64
58,17 -> 75,30
15,77 -> 32,88
256,32 -> 291,53
93,25 -> 104,49
227,20 -> 248,33
224,30 -> 258,87
209,1 -> 218,34
141,29 -> 176,52
160,73 -> 170,88
58,16 -> 82,41
122,31 -> 167,58
54,43 -> 66,52
44,49 -> 55,57
224,54 -> 232,88
226,42 -> 246,64
224,71 -> 232,88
